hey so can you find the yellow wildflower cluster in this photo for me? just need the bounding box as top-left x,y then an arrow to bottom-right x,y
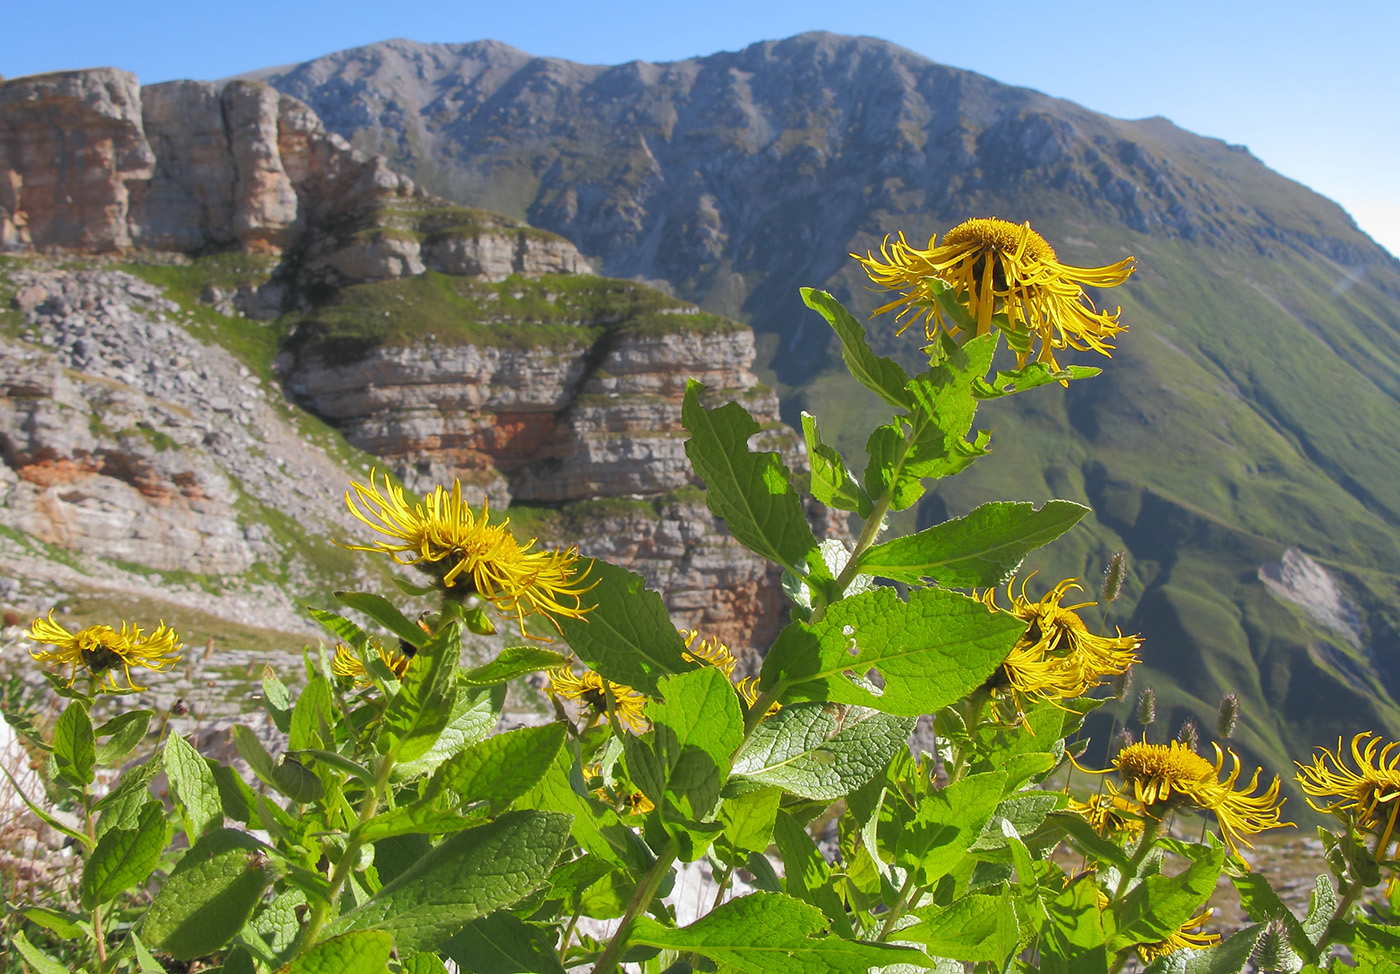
331,641 -> 413,687
1296,731 -> 1400,858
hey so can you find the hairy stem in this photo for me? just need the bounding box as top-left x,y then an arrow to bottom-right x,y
589,835 -> 679,974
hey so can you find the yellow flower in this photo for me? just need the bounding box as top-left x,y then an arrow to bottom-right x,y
853,218 -> 1136,370
681,629 -> 739,676
331,641 -> 413,687
982,577 -> 1140,708
1296,732 -> 1400,858
26,611 -> 182,693
1068,791 -> 1144,839
583,761 -> 655,815
1136,910 -> 1220,964
1113,741 -> 1289,856
340,470 -> 594,638
547,665 -> 649,732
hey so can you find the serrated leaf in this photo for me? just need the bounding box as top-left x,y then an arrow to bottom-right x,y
308,606 -> 373,651
357,804 -> 487,842
395,682 -> 505,779
1042,875 -> 1108,973
462,645 -> 569,685
759,586 -> 1025,716
552,558 -> 695,696
164,733 -> 223,838
3,708 -> 51,751
1142,923 -> 1264,974
630,891 -> 933,973
773,810 -> 851,937
730,702 -> 915,800
903,887 -> 1019,962
402,952 -> 453,974
682,379 -> 818,574
856,500 -> 1090,588
285,930 -> 393,974
520,743 -> 646,874
93,709 -> 153,766
233,724 -> 323,803
900,772 -> 1007,882
722,786 -> 781,855
801,288 -> 913,410
1229,871 -> 1313,959
972,361 -> 1101,398
81,801 -> 167,909
1043,810 -> 1133,872
442,910 -> 568,974
972,791 -> 1066,851
53,701 -> 95,786
334,591 -> 428,650
261,665 -> 292,732
143,828 -> 273,961
380,620 -> 461,763
290,675 -> 336,752
1301,874 -> 1335,948
1110,841 -> 1225,952
802,411 -> 873,517
626,667 -> 742,823
130,932 -> 167,974
328,810 -> 571,954
424,721 -> 567,815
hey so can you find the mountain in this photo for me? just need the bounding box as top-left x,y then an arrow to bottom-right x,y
0,67 -> 823,664
243,33 -> 1400,783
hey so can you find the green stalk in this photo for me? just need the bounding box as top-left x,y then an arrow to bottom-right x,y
1113,814 -> 1161,900
288,752 -> 395,956
875,870 -> 922,942
588,835 -> 679,974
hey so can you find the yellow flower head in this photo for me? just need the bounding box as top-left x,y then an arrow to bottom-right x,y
546,665 -> 649,732
340,470 -> 595,639
1136,910 -> 1220,964
681,629 -> 739,676
331,641 -> 413,687
26,611 -> 182,693
1296,732 -> 1400,858
1113,740 -> 1289,855
983,577 -> 1140,708
1068,791 -> 1144,840
584,761 -> 655,816
853,217 -> 1136,370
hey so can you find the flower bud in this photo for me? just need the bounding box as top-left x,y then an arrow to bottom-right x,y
1136,687 -> 1156,726
1253,918 -> 1302,973
1111,665 -> 1134,701
1217,692 -> 1240,739
1101,551 -> 1127,604
1113,727 -> 1135,758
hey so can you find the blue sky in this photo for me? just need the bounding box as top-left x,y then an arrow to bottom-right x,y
7,0 -> 1398,257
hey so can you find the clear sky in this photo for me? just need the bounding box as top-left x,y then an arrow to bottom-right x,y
6,0 -> 1398,257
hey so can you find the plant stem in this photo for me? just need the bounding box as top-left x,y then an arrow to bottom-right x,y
1113,814 -> 1161,900
876,870 -> 921,942
289,752 -> 395,956
82,783 -> 108,973
710,859 -> 736,911
589,835 -> 679,974
558,908 -> 583,963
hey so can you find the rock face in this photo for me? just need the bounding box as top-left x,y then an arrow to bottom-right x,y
0,70 -> 590,305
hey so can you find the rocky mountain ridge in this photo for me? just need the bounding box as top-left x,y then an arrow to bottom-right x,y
0,67 -> 817,654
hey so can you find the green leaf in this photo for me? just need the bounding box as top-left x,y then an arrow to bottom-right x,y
1229,871 -> 1313,959
395,683 -> 505,779
552,558 -> 696,696
801,411 -> 873,517
442,910 -> 569,974
1042,875 -> 1108,974
730,703 -> 915,800
425,722 -> 567,815
682,379 -> 818,574
284,930 -> 393,974
93,709 -> 153,766
902,887 -> 1019,962
334,591 -> 428,650
233,725 -> 324,803
773,810 -> 851,937
328,810 -> 572,954
1301,875 -> 1335,949
129,933 -> 168,974
164,733 -> 223,838
462,646 -> 570,686
53,701 -> 95,786
80,801 -> 167,909
855,500 -> 1090,588
1141,923 -> 1263,974
19,906 -> 86,938
801,288 -> 913,410
972,361 -> 1101,399
971,791 -> 1066,851
261,665 -> 292,732
721,786 -> 782,855
519,743 -> 646,873
0,760 -> 92,849
296,748 -> 376,786
402,952 -> 452,974
3,708 -> 51,751
759,586 -> 1026,716
630,891 -> 933,973
142,828 -> 274,961
1110,841 -> 1225,952
290,674 -> 336,751
380,620 -> 461,763
1043,810 -> 1132,872
10,930 -> 69,974
308,606 -> 373,651
627,667 -> 743,822
357,805 -> 487,842
899,772 -> 1008,883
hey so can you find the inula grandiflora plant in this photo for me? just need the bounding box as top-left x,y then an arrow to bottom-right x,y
6,217 -> 1399,973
